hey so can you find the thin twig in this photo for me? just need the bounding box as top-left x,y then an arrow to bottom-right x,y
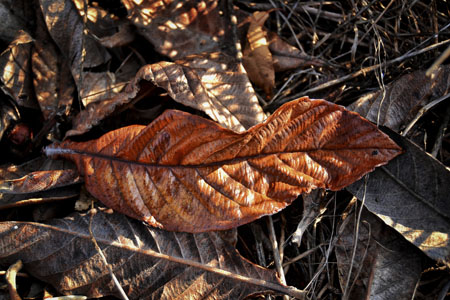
283,244 -> 326,267
343,176 -> 368,300
402,92 -> 450,136
250,223 -> 268,268
304,199 -> 353,292
426,44 -> 450,76
89,208 -> 129,300
269,0 -> 305,52
277,38 -> 450,106
267,216 -> 289,300
431,105 -> 450,158
299,5 -> 343,23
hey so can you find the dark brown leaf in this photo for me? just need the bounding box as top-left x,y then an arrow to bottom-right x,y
347,130 -> 450,264
336,205 -> 424,300
67,52 -> 265,136
46,97 -> 401,233
0,31 -> 35,109
348,66 -> 450,131
39,0 -> 125,108
0,208 -> 306,299
0,1 -> 28,43
39,0 -> 110,79
122,0 -> 229,60
32,8 -> 74,120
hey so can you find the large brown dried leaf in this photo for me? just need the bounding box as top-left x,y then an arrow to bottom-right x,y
336,206 -> 423,300
347,131 -> 450,264
46,97 -> 401,233
67,52 -> 265,136
348,66 -> 450,131
0,208 -> 305,299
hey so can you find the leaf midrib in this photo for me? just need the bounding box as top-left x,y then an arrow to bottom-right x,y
64,146 -> 394,168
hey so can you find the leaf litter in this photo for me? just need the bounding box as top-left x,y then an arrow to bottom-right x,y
0,1 -> 449,299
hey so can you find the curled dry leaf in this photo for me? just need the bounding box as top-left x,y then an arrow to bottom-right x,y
348,65 -> 450,131
32,9 -> 74,120
0,169 -> 80,194
347,131 -> 450,264
0,208 -> 306,299
122,0 -> 229,60
242,11 -> 275,97
39,0 -> 125,108
46,97 -> 402,233
336,206 -> 423,300
72,0 -> 120,39
0,30 -> 35,109
67,52 -> 265,137
39,0 -> 110,80
0,158 -> 80,210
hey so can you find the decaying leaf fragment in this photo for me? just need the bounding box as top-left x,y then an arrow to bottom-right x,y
32,9 -> 74,120
0,30 -> 34,109
0,158 -> 80,210
122,0 -> 228,60
268,31 -> 325,72
348,65 -> 450,131
45,97 -> 402,233
39,0 -> 128,108
0,169 -> 80,194
242,11 -> 275,97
